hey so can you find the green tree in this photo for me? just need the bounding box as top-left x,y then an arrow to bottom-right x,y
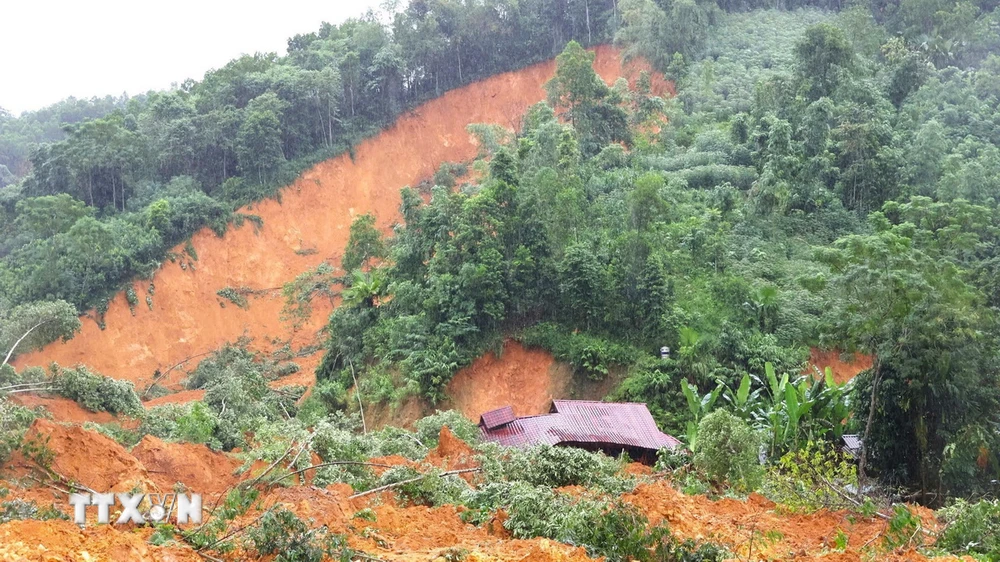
236,92 -> 287,184
1,300 -> 80,368
794,23 -> 854,101
546,41 -> 608,128
816,214 -> 999,501
14,194 -> 92,240
342,213 -> 387,272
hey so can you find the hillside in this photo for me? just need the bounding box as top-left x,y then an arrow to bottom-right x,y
3,1 -> 1000,560
11,46 -> 667,392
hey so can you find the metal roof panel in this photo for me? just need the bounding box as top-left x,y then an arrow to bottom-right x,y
481,400 -> 681,452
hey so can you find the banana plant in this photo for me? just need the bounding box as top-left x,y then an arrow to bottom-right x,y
720,371 -> 763,419
680,379 -> 724,450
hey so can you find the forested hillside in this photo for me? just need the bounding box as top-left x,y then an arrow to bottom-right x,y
3,0 -> 1000,558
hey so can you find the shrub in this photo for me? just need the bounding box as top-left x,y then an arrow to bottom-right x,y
246,507 -> 353,562
478,443 -> 623,489
937,499 -> 1000,558
414,410 -> 479,447
462,482 -> 726,562
52,366 -> 142,415
762,441 -> 858,512
0,498 -> 68,524
85,422 -> 141,447
175,402 -> 218,445
0,397 -> 41,463
216,287 -> 249,309
373,465 -> 468,506
693,409 -> 763,492
519,323 -> 640,380
138,403 -> 188,439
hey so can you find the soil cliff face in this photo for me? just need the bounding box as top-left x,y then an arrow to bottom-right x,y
13,46 -> 668,392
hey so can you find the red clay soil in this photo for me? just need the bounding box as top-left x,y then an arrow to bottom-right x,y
4,419 -> 241,500
808,348 -> 874,384
622,480 -> 960,561
143,388 -> 205,408
424,426 -> 479,476
10,394 -> 117,424
15,419 -> 155,492
131,435 -> 241,496
13,46 -> 668,397
444,340 -> 569,419
444,340 -> 627,422
0,519 -> 201,562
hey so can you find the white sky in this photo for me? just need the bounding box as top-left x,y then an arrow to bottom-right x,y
0,0 -> 386,115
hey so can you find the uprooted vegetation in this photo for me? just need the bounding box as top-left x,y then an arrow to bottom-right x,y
5,0 -> 1000,557
0,406 -> 985,562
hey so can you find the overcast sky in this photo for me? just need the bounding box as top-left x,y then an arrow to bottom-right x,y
1,0 -> 386,115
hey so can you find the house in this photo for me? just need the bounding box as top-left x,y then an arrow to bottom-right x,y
478,400 -> 682,464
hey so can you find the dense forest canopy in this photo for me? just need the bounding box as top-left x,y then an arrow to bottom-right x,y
2,0 -> 1000,511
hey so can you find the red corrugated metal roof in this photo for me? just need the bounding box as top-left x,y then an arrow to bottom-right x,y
479,400 -> 681,452
480,405 -> 516,429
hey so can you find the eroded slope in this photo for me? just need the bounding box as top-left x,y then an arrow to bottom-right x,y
13,46 -> 668,394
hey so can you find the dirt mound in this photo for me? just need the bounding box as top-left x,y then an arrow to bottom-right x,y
355,499 -> 591,561
131,435 -> 241,495
425,426 -> 478,474
0,519 -> 200,562
10,394 -> 117,424
13,46 -> 667,399
808,348 -> 874,384
16,418 -> 154,492
622,480 -> 948,561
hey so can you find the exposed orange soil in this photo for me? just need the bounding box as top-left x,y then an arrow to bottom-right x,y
444,340 -> 627,422
1,421 -> 968,562
14,419 -> 156,492
0,520 -> 201,562
131,435 -> 241,495
143,388 -> 205,408
14,46 -> 668,400
808,348 -> 874,384
622,480 -> 959,561
444,340 -> 569,419
10,394 -> 117,424
4,419 -> 240,500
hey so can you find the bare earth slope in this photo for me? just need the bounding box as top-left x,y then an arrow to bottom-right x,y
13,46 -> 668,392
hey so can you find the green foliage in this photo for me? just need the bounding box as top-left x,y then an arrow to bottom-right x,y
246,508 -> 354,562
281,263 -> 338,327
693,410 -> 763,492
463,482 -> 727,562
521,323 -> 640,380
180,344 -> 300,450
216,286 -> 249,309
477,443 -> 625,490
0,498 -> 68,524
341,213 -> 386,272
51,365 -> 142,415
882,505 -> 924,550
794,23 -> 854,101
182,487 -> 259,551
0,397 -> 40,463
0,299 -> 80,366
413,409 -> 479,448
374,465 -> 468,506
763,441 -> 858,512
937,499 -> 1000,558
